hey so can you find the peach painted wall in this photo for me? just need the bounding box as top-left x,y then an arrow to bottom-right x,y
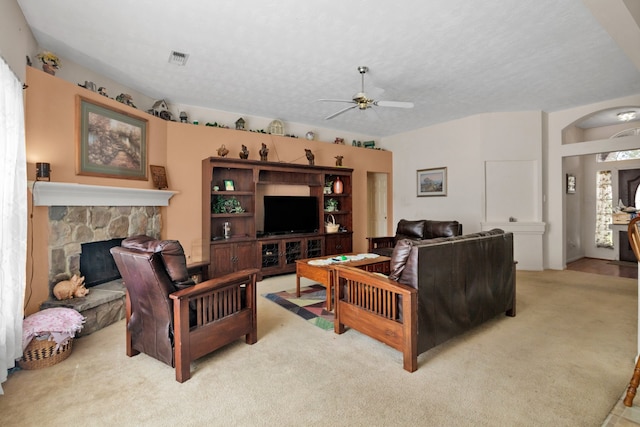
25,67 -> 168,185
24,67 -> 168,315
164,122 -> 393,263
24,66 -> 392,314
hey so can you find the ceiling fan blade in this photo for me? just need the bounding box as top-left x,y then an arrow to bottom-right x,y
374,100 -> 414,108
325,105 -> 358,120
317,99 -> 356,104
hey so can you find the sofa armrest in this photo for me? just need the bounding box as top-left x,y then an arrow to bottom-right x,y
367,236 -> 395,253
169,268 -> 258,382
333,265 -> 417,372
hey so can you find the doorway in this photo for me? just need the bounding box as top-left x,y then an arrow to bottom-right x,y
367,172 -> 388,237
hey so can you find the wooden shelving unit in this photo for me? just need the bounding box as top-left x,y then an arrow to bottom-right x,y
202,158 -> 353,278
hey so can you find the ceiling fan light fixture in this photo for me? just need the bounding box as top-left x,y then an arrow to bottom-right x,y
617,111 -> 637,122
318,65 -> 414,119
168,50 -> 189,66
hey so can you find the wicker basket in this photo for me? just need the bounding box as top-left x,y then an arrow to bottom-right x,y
325,214 -> 340,233
19,337 -> 73,370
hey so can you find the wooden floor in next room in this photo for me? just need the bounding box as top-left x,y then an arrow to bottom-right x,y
566,257 -> 637,279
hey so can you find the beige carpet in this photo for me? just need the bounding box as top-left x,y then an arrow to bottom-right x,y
1,270 -> 637,426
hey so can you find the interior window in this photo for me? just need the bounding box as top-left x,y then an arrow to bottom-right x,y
597,128 -> 640,162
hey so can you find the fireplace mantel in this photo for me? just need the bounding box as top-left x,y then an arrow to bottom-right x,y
29,181 -> 178,206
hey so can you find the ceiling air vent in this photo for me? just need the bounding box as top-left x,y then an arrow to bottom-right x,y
168,51 -> 189,66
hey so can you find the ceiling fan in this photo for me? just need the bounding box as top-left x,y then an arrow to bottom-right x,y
319,66 -> 414,120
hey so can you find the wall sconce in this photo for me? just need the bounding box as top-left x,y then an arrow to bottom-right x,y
36,162 -> 51,181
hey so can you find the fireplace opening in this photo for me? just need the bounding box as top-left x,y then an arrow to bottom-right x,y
79,238 -> 124,288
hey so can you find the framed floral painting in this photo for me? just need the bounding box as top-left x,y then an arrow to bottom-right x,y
77,97 -> 148,180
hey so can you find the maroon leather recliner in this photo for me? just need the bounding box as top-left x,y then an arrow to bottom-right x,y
110,235 -> 258,382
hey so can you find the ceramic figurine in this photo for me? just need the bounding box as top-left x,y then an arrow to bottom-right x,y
305,149 -> 315,165
53,274 -> 88,300
335,155 -> 343,167
115,93 -> 136,108
259,143 -> 269,161
217,144 -> 229,157
239,144 -> 249,159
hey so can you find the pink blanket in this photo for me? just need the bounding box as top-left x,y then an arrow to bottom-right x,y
22,308 -> 85,351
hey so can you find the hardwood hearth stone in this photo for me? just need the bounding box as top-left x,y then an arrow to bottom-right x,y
40,279 -> 125,337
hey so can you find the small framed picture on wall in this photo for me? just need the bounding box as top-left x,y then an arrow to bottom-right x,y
224,179 -> 235,191
150,165 -> 168,189
417,167 -> 447,197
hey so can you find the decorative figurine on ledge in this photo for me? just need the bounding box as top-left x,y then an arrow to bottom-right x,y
335,155 -> 344,167
98,87 -> 108,97
37,51 -> 61,76
235,117 -> 245,130
259,143 -> 269,161
239,145 -> 249,159
78,81 -> 97,91
217,144 -> 229,157
305,149 -> 315,166
115,93 -> 136,108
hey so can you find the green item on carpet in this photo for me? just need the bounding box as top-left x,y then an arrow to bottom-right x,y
263,284 -> 334,331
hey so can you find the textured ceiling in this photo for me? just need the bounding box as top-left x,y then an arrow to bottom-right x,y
17,0 -> 640,137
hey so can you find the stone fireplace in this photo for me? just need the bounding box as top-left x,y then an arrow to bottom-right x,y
47,205 -> 161,288
32,181 -> 176,335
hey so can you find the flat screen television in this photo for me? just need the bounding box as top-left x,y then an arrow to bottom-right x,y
263,195 -> 319,234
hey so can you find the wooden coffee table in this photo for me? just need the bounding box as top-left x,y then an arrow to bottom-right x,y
295,253 -> 391,311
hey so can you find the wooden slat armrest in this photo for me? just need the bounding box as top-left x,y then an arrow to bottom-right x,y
169,268 -> 259,301
333,264 -> 417,372
333,265 -> 416,296
171,268 -> 258,383
366,236 -> 395,252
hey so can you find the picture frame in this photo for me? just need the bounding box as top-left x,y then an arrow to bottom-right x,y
566,173 -> 576,194
417,167 -> 447,197
77,96 -> 148,180
150,165 -> 168,189
224,179 -> 235,191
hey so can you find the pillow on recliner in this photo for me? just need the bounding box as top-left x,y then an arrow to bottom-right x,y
388,239 -> 413,281
122,235 -> 189,283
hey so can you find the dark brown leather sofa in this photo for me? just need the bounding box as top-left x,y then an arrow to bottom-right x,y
367,219 -> 463,256
110,235 -> 258,382
335,229 -> 516,372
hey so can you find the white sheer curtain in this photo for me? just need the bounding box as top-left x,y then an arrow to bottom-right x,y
0,58 -> 27,394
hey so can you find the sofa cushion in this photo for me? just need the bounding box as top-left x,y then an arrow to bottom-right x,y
394,219 -> 426,243
397,245 -> 419,289
423,220 -> 461,239
388,239 -> 414,281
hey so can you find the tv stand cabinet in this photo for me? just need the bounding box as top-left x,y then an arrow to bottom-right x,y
202,158 -> 353,278
258,234 -> 324,276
